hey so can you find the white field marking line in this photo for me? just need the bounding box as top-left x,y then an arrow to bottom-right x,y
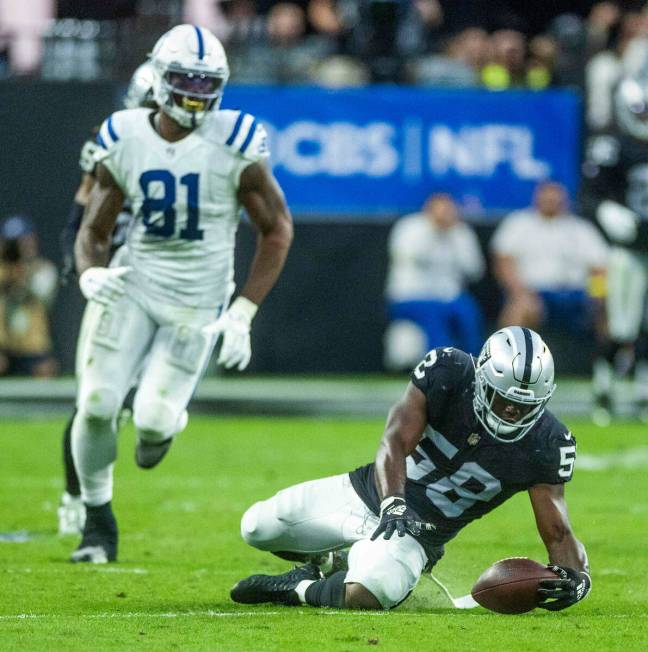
81,567 -> 148,574
0,611 -> 282,621
1,611 -> 647,621
578,447 -> 648,471
425,573 -> 478,609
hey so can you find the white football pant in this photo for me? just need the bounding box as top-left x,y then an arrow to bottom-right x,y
240,473 -> 428,609
606,247 -> 648,342
72,285 -> 217,506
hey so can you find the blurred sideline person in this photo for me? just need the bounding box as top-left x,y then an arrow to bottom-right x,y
583,75 -> 648,423
57,62 -> 158,537
230,328 -> 590,613
70,24 -> 293,563
491,181 -> 608,336
384,193 -> 485,371
0,216 -> 58,377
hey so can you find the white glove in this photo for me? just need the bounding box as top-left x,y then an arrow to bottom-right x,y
202,296 -> 258,371
597,200 -> 638,244
79,139 -> 102,174
79,266 -> 131,305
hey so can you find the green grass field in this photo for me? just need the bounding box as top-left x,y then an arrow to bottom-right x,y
1,415 -> 647,651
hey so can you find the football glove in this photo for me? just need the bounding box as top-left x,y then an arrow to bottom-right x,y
370,496 -> 435,541
79,139 -> 103,175
79,266 -> 131,305
202,296 -> 258,371
537,565 -> 591,611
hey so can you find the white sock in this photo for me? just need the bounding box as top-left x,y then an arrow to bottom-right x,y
71,412 -> 117,506
295,580 -> 316,603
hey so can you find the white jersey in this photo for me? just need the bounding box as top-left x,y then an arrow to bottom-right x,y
95,108 -> 269,308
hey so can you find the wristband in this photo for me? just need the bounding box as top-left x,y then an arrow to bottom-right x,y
230,296 -> 258,323
379,495 -> 405,512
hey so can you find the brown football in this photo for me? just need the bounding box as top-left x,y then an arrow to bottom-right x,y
471,557 -> 558,614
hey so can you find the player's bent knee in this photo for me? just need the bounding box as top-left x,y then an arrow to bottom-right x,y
345,583 -> 383,610
346,537 -> 423,609
240,501 -> 285,550
79,386 -> 121,421
134,400 -> 177,440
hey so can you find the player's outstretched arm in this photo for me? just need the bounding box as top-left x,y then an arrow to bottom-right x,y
236,162 -> 293,307
371,383 -> 434,540
528,483 -> 591,610
75,163 -> 124,274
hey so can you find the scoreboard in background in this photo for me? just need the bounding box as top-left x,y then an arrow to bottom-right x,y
224,86 -> 581,220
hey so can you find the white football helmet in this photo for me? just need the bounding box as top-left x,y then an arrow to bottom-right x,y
150,24 -> 229,128
473,327 -> 556,443
615,76 -> 648,141
123,61 -> 158,109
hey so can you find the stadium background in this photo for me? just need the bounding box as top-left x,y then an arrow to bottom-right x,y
0,0 -> 625,375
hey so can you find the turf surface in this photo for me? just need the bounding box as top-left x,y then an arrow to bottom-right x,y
1,415 -> 647,650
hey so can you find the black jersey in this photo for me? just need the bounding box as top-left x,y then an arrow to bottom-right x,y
582,131 -> 648,253
349,348 -> 576,549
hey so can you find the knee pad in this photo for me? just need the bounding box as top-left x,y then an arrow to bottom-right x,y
345,536 -> 426,609
133,400 -> 177,440
240,501 -> 284,550
79,386 -> 121,421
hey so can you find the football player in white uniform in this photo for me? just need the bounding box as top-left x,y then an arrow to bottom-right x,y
57,61 -> 158,537
70,24 -> 293,563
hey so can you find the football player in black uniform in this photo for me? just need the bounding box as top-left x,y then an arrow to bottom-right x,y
57,62 -> 158,536
583,75 -> 648,424
230,327 -> 590,611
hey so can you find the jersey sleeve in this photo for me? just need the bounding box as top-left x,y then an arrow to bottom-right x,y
410,348 -> 473,421
532,420 -> 577,485
93,112 -> 129,192
223,111 -> 271,186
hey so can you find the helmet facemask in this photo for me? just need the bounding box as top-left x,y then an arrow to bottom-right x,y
158,66 -> 227,128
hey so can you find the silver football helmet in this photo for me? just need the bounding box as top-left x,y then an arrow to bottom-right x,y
615,76 -> 648,141
473,327 -> 556,443
123,61 -> 158,109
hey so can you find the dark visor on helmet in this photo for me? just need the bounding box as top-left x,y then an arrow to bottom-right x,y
166,71 -> 223,97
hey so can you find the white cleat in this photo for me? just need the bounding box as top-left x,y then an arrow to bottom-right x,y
70,545 -> 109,564
58,492 -> 86,536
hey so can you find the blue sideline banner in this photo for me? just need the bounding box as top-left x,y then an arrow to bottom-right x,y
223,86 -> 581,219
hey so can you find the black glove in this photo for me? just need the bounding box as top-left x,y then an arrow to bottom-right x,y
370,496 -> 435,541
537,565 -> 591,611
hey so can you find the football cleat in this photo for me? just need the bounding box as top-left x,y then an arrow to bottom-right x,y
58,492 -> 86,536
313,550 -> 349,577
592,393 -> 613,427
230,562 -> 323,606
135,437 -> 174,469
70,502 -> 118,564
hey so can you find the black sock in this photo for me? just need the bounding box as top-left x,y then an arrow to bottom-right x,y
63,410 -> 81,496
304,571 -> 347,608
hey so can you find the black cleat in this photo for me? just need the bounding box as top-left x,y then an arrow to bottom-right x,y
135,437 -> 174,469
311,550 -> 349,577
230,562 -> 323,606
70,502 -> 118,563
